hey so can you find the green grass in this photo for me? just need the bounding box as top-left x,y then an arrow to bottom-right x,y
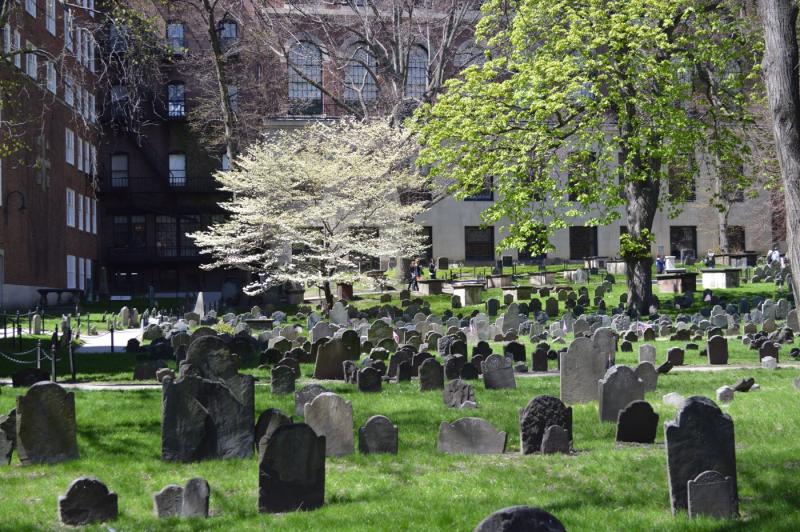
2,369 -> 800,530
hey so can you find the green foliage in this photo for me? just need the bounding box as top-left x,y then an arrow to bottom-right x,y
619,229 -> 654,262
413,0 -> 759,256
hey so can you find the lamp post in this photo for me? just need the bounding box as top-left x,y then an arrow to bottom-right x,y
3,190 -> 26,225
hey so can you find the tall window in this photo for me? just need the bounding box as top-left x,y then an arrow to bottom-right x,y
464,176 -> 493,201
180,215 -> 200,256
84,195 -> 91,230
25,42 -> 37,79
288,41 -> 322,115
668,158 -> 697,202
167,81 -> 185,117
345,46 -> 377,103
670,225 -> 697,260
156,216 -> 178,256
65,129 -> 74,165
65,75 -> 74,106
77,193 -> 84,230
64,10 -> 73,51
46,62 -> 56,93
78,258 -> 85,289
405,46 -> 427,99
167,22 -> 185,54
169,153 -> 186,187
113,215 -> 146,249
217,18 -> 238,48
13,31 -> 20,69
227,85 -> 238,112
25,0 -> 36,17
111,85 -> 128,119
111,153 -> 129,187
465,226 -> 495,262
66,188 -> 75,227
66,255 -> 76,289
91,198 -> 97,234
46,0 -> 56,35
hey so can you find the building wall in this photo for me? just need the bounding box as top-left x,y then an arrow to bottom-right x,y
0,1 -> 99,309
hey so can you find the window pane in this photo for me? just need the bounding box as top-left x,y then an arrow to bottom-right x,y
288,42 -> 322,114
405,46 -> 427,99
156,215 -> 177,256
168,82 -> 185,117
345,46 -> 377,102
169,154 -> 186,186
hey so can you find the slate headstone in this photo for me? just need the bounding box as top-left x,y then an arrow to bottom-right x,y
58,477 -> 118,526
303,393 -> 354,457
358,415 -> 398,455
519,395 -> 573,455
616,400 -> 658,444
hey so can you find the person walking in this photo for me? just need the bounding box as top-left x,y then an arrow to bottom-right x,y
655,254 -> 665,274
428,258 -> 437,280
407,259 -> 421,292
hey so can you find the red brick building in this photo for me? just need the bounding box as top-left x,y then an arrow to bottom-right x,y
0,0 -> 99,309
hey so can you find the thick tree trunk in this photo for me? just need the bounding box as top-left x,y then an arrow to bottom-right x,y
759,0 -> 800,299
321,280 -> 334,311
718,208 -> 730,254
624,169 -> 660,316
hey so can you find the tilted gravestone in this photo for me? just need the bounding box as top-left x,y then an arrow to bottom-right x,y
437,417 -> 507,455
419,358 -> 445,391
255,408 -> 293,454
58,477 -> 118,526
258,423 -> 325,513
598,365 -> 644,423
481,354 -> 516,390
519,395 -> 573,455
687,470 -> 738,519
304,393 -> 354,457
443,379 -> 476,408
616,400 -> 658,444
559,337 -> 606,404
16,382 -> 79,465
474,506 -> 567,532
358,415 -> 398,455
665,396 -> 737,514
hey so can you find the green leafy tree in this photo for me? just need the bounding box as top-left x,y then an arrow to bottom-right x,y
413,0 -> 759,313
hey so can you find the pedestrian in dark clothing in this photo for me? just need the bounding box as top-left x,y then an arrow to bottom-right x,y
429,258 -> 437,280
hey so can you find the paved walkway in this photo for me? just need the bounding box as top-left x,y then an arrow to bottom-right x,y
74,328 -> 142,354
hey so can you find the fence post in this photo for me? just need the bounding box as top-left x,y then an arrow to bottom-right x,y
68,339 -> 76,382
15,311 -> 21,350
87,313 -> 90,336
36,339 -> 41,369
50,344 -> 57,383
110,324 -> 114,354
28,311 -> 32,334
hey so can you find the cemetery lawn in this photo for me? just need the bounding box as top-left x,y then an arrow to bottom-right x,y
2,369 -> 800,530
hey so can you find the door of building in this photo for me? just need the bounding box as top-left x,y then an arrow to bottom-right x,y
569,226 -> 598,260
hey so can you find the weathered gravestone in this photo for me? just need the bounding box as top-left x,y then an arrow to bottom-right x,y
153,484 -> 184,518
181,477 -> 210,518
473,506 -> 567,532
255,408 -> 292,454
665,397 -> 737,514
598,365 -> 645,423
58,477 -> 118,526
687,470 -> 738,519
532,348 -> 548,372
540,425 -> 571,454
437,417 -> 507,455
258,423 -> 325,513
419,358 -> 445,391
443,379 -> 477,408
616,400 -> 659,444
667,347 -> 685,366
481,354 -> 516,390
271,365 -> 296,395
639,344 -> 657,365
16,381 -> 79,465
304,393 -> 354,457
0,409 -> 15,464
634,362 -> 658,393
357,367 -> 382,393
707,336 -> 729,365
559,337 -> 606,404
519,395 -> 573,455
294,384 -> 328,417
314,337 -> 359,380
358,415 -> 398,455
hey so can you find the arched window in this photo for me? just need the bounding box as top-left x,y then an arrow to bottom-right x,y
167,81 -> 185,117
345,45 -> 377,102
405,46 -> 427,99
288,41 -> 322,115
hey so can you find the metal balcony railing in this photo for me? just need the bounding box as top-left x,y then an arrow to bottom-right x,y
100,175 -> 224,194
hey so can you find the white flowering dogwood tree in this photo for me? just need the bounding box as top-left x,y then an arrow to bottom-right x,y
191,119 -> 430,308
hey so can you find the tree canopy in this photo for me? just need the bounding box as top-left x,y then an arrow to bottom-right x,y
191,119 -> 429,307
413,0 -> 760,312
